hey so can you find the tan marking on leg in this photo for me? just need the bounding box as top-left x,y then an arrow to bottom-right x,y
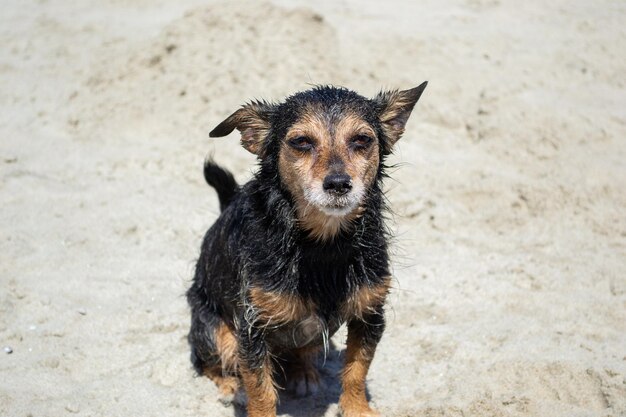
214,322 -> 238,372
240,359 -> 277,417
341,277 -> 391,321
203,324 -> 241,404
249,287 -> 313,324
339,331 -> 380,417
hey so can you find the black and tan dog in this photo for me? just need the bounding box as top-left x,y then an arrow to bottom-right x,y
187,82 -> 427,417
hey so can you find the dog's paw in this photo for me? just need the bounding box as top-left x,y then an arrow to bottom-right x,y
232,388 -> 248,407
338,408 -> 380,417
214,375 -> 247,407
287,367 -> 322,397
338,398 -> 381,417
218,386 -> 248,407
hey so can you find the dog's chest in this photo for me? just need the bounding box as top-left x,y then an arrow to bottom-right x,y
248,278 -> 389,350
264,313 -> 340,349
247,237 -> 389,349
248,287 -> 346,350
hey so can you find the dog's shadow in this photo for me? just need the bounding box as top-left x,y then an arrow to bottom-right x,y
233,341 -> 371,417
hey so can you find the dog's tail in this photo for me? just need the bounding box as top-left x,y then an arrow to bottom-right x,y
204,159 -> 238,212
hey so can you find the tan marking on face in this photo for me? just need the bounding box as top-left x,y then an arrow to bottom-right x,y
298,207 -> 364,241
341,277 -> 391,321
249,287 -> 313,324
278,108 -> 380,241
333,112 -> 380,189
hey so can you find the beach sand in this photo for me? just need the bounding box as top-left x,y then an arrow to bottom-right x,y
1,1 -> 625,416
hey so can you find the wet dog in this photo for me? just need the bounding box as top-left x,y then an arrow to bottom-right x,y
187,82 -> 427,417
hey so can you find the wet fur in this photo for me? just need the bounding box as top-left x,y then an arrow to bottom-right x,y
187,84 -> 426,416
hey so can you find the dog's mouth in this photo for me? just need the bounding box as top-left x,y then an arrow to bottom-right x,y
303,185 -> 364,217
318,201 -> 356,217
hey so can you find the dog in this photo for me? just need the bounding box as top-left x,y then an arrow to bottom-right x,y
187,82 -> 427,417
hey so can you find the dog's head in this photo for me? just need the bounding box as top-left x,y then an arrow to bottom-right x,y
210,83 -> 427,239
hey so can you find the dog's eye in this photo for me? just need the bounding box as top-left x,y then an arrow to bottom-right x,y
288,136 -> 314,151
350,135 -> 373,149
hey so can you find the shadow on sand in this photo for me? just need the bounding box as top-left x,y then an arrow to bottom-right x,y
232,341 -> 372,417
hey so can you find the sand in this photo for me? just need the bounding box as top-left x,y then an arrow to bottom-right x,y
1,0 -> 625,416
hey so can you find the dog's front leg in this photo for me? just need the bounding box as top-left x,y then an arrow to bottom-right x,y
339,306 -> 385,417
238,321 -> 277,417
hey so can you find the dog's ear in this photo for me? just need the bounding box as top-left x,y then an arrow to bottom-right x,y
374,81 -> 427,154
209,101 -> 276,156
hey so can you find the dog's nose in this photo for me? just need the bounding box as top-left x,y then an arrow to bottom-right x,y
323,174 -> 352,195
